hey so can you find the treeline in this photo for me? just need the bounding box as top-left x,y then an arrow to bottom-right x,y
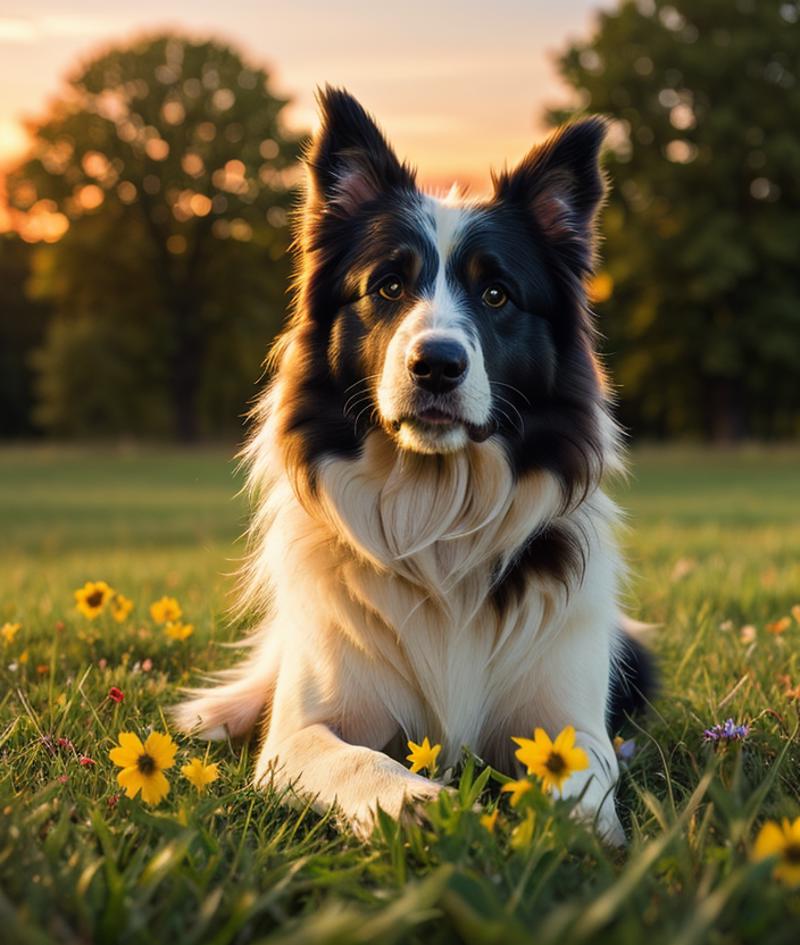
2,2 -> 800,442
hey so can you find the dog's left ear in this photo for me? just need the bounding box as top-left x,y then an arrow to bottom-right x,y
494,117 -> 608,265
305,86 -> 416,218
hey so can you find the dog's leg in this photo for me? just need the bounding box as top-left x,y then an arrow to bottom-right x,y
255,723 -> 442,838
522,609 -> 626,846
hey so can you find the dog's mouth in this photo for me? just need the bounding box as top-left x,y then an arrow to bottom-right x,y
391,407 -> 495,443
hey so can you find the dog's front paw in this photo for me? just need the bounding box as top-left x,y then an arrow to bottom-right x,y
346,779 -> 445,839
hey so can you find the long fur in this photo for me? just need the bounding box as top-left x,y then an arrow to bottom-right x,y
172,87 -> 653,843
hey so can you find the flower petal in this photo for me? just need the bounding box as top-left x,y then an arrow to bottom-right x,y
109,732 -> 144,768
139,769 -> 170,805
553,725 -> 576,754
753,821 -> 786,860
143,731 -> 178,769
117,766 -> 144,798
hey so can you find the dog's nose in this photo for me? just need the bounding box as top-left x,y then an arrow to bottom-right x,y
406,339 -> 468,393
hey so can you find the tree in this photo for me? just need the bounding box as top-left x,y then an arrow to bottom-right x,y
552,0 -> 800,440
7,34 -> 301,440
0,234 -> 52,437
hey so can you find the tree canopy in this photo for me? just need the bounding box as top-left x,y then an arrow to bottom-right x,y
553,0 -> 800,439
7,33 -> 302,439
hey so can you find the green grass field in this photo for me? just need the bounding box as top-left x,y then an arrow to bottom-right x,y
2,445 -> 800,944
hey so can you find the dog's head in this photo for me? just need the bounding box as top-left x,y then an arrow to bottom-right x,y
276,87 -> 615,498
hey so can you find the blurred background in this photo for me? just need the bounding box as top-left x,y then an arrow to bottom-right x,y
1,0 -> 798,444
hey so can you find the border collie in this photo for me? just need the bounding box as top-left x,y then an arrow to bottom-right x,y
174,87 -> 653,844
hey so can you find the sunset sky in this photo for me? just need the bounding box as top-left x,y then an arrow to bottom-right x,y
0,0 -> 606,192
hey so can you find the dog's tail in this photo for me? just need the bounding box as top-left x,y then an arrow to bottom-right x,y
171,639 -> 280,741
607,615 -> 659,734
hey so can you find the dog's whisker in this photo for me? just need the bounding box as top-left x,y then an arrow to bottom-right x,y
490,380 -> 532,407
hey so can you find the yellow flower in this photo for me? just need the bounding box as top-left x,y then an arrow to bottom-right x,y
165,621 -> 194,641
792,604 -> 800,625
510,808 -> 536,849
1,622 -> 21,645
753,817 -> 800,886
108,731 -> 177,805
18,648 -> 29,665
406,736 -> 442,776
181,757 -> 219,793
75,581 -> 113,619
150,596 -> 182,624
110,594 -> 134,623
480,807 -> 499,833
512,725 -> 589,795
501,777 -> 534,808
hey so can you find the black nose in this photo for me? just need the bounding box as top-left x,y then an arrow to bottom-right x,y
406,338 -> 468,393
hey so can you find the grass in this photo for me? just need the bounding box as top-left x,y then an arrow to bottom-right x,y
2,444 -> 800,944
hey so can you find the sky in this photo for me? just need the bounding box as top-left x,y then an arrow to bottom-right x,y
0,0 -> 606,192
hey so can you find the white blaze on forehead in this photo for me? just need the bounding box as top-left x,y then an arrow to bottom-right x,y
376,191 -> 493,450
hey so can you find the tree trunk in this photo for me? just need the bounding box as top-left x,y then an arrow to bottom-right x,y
706,377 -> 747,443
169,299 -> 203,442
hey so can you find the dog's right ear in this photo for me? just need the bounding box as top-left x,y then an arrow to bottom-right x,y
304,86 -> 416,218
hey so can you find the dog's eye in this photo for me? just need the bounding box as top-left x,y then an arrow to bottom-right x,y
378,277 -> 404,301
482,285 -> 508,309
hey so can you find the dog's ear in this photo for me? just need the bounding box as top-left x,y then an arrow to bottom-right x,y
305,86 -> 416,217
494,117 -> 608,264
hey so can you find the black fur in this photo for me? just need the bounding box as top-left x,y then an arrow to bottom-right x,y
279,87 -> 612,507
607,632 -> 658,733
269,86 -> 654,730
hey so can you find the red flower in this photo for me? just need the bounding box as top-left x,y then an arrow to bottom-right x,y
79,755 -> 95,767
57,774 -> 69,784
57,737 -> 74,751
108,687 -> 124,703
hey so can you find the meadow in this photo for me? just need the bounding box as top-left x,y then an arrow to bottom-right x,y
1,445 -> 800,944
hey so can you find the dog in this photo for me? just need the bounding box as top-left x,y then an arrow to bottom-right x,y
173,87 -> 654,844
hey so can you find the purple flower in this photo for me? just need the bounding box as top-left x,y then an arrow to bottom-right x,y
703,718 -> 750,743
614,736 -> 638,762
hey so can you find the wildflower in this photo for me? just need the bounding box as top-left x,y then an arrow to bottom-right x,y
406,737 -> 442,776
480,807 -> 499,833
36,664 -> 49,675
110,594 -> 134,623
75,581 -> 114,619
141,658 -> 153,672
79,755 -> 96,767
613,736 -> 637,762
501,778 -> 534,808
793,605 -> 800,625
512,725 -> 589,795
57,737 -> 74,751
150,597 -> 182,624
57,774 -> 69,785
767,617 -> 791,636
19,649 -> 29,664
510,808 -> 536,849
165,621 -> 194,641
108,731 -> 177,805
1,622 -> 21,645
108,687 -> 124,703
740,625 -> 757,644
703,718 -> 750,743
181,757 -> 219,793
753,817 -> 800,886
